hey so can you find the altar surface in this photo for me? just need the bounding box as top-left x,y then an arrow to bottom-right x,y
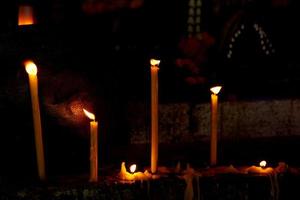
1,164 -> 300,200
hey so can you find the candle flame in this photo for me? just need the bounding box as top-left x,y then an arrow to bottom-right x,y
25,60 -> 37,75
129,164 -> 137,173
83,109 -> 95,120
210,86 -> 222,95
259,160 -> 267,168
150,59 -> 160,66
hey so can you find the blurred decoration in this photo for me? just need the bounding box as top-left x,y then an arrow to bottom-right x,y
82,0 -> 144,14
212,0 -> 290,16
272,0 -> 289,7
252,23 -> 275,55
176,32 -> 215,85
187,0 -> 202,38
225,22 -> 275,59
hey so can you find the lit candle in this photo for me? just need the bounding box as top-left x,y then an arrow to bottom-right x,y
150,59 -> 160,174
119,162 -> 135,181
246,160 -> 274,174
258,160 -> 274,174
119,162 -> 152,181
210,86 -> 222,166
18,5 -> 34,26
83,109 -> 98,182
260,160 -> 267,168
25,60 -> 46,181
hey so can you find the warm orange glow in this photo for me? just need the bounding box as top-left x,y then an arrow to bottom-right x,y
119,162 -> 154,181
18,5 -> 34,26
83,109 -> 95,121
150,59 -> 160,66
25,60 -> 37,75
210,86 -> 222,95
129,164 -> 137,173
260,160 -> 267,168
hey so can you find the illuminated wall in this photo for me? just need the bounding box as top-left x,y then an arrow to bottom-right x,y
129,99 -> 300,144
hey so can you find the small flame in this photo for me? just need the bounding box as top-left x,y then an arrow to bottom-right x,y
210,86 -> 222,95
129,164 -> 137,173
83,109 -> 95,121
25,60 -> 37,75
150,59 -> 160,66
259,160 -> 267,168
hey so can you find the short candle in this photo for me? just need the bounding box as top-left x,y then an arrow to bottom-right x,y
83,109 -> 98,182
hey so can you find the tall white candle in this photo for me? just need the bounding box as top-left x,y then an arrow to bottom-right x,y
25,60 -> 46,181
210,86 -> 222,166
83,109 -> 98,182
150,59 -> 160,174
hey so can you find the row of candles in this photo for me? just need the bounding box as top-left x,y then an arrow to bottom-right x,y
19,5 -> 224,181
25,58 -> 222,182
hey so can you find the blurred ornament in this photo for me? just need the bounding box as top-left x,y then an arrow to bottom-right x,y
176,32 -> 215,85
82,0 -> 144,14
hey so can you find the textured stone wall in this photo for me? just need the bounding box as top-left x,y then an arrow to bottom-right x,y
129,99 -> 300,144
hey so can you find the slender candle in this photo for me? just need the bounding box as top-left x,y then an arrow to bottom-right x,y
150,59 -> 160,174
210,86 -> 222,166
83,109 -> 98,182
25,60 -> 46,181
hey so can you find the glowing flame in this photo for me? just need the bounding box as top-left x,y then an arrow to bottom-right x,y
25,60 -> 37,75
259,160 -> 267,168
83,109 -> 95,121
150,59 -> 160,66
210,86 -> 222,95
129,164 -> 137,173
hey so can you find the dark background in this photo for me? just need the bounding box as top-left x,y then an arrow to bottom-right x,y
0,0 -> 299,180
